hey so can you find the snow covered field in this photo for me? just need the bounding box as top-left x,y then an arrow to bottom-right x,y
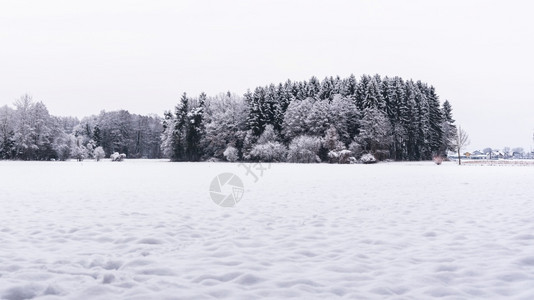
1,160 -> 533,299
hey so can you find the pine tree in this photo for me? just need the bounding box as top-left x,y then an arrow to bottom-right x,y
318,76 -> 335,100
92,125 -> 102,147
185,93 -> 206,161
307,76 -> 321,98
170,93 -> 189,161
355,75 -> 371,110
441,100 -> 456,155
362,75 -> 384,110
426,86 -> 444,156
344,74 -> 358,99
246,87 -> 266,136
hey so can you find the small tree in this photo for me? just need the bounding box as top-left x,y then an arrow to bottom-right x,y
249,142 -> 287,162
257,124 -> 278,144
94,146 -> 105,161
72,145 -> 88,162
483,147 -> 493,159
223,145 -> 238,162
451,126 -> 470,165
287,135 -> 322,163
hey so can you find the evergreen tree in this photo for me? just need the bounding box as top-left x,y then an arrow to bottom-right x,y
426,86 -> 444,155
171,93 -> 189,161
185,93 -> 206,161
0,106 -> 15,159
441,100 -> 456,155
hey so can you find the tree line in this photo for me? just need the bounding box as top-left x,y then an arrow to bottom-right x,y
0,95 -> 162,160
162,74 -> 457,163
1,74 -> 457,162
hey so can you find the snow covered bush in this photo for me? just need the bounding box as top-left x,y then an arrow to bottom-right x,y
257,125 -> 278,145
328,149 -> 353,164
223,145 -> 238,162
360,153 -> 377,164
348,141 -> 363,159
323,125 -> 345,152
54,143 -> 71,161
93,146 -> 105,162
338,149 -> 353,164
248,125 -> 287,162
287,135 -> 321,163
72,145 -> 88,162
111,152 -> 126,162
249,142 -> 287,162
327,150 -> 339,163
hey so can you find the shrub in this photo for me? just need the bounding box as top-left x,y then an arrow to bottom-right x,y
327,150 -> 339,163
338,149 -> 353,164
111,152 -> 126,162
287,135 -> 321,163
348,141 -> 363,159
94,147 -> 105,162
360,153 -> 377,164
249,142 -> 287,162
72,145 -> 88,162
223,145 -> 239,162
328,149 -> 353,164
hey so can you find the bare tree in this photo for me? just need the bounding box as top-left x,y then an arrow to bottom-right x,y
452,126 -> 470,165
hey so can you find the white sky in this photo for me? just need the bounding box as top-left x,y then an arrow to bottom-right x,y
1,0 -> 533,151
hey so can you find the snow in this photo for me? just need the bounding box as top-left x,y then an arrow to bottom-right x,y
1,160 -> 534,299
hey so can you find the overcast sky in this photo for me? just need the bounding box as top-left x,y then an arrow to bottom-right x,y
1,0 -> 533,151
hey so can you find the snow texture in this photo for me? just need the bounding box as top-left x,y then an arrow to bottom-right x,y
1,160 -> 533,299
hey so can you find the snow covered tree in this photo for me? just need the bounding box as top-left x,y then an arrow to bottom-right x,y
72,136 -> 88,161
94,146 -> 105,161
322,125 -> 345,163
281,98 -> 314,142
426,86 -> 444,156
323,125 -> 345,152
249,142 -> 287,162
329,94 -> 360,144
170,93 -> 189,161
203,93 -> 248,159
356,108 -> 392,160
223,145 -> 238,162
306,99 -> 331,137
257,124 -> 278,144
440,100 -> 456,155
245,87 -> 266,136
0,106 -> 15,159
362,75 -> 384,110
348,141 -> 363,159
451,126 -> 470,165
12,95 -> 36,159
287,135 -> 322,163
249,124 -> 287,162
185,93 -> 206,161
160,110 -> 175,158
